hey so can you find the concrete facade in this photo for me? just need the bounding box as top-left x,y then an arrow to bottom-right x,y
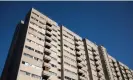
1,8 -> 133,80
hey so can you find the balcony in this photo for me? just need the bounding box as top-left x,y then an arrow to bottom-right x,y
97,73 -> 102,78
42,71 -> 51,79
44,55 -> 51,62
46,30 -> 52,37
79,76 -> 85,80
77,57 -> 82,63
117,72 -> 121,76
94,56 -> 100,60
95,61 -> 101,65
115,68 -> 119,71
57,58 -> 61,63
126,70 -> 130,73
93,52 -> 98,56
44,48 -> 51,55
75,46 -> 80,51
45,42 -> 52,49
75,41 -> 80,46
114,63 -> 117,67
57,65 -> 61,69
74,37 -> 79,41
46,25 -> 52,32
92,48 -> 96,52
96,66 -> 101,71
78,69 -> 84,75
81,66 -> 87,71
96,67 -> 101,73
77,63 -> 82,69
76,51 -> 81,57
113,72 -> 117,76
45,36 -> 52,43
43,62 -> 51,69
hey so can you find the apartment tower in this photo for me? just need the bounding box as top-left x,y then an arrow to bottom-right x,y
1,8 -> 133,80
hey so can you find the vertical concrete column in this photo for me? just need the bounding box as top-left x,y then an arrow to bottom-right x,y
60,26 -> 64,80
98,46 -> 114,80
83,39 -> 93,80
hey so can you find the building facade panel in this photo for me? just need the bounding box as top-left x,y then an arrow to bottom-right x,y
1,8 -> 133,80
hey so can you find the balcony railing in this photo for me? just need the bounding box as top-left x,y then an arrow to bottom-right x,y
95,61 -> 101,65
46,30 -> 52,37
77,63 -> 82,69
78,69 -> 84,75
75,41 -> 80,46
44,55 -> 51,62
75,46 -> 80,51
45,36 -> 52,43
79,76 -> 85,80
44,48 -> 51,55
94,56 -> 100,60
43,62 -> 51,69
42,71 -> 51,79
45,42 -> 52,49
46,25 -> 52,32
77,57 -> 82,62
77,51 -> 81,56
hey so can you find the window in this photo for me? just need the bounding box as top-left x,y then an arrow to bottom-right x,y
23,53 -> 43,63
46,22 -> 52,27
53,34 -> 57,37
22,61 -> 41,69
64,44 -> 68,48
49,71 -> 57,76
29,26 -> 45,36
71,65 -> 77,69
22,61 -> 30,66
28,32 -> 44,42
51,56 -> 57,61
38,25 -> 45,30
22,61 -> 25,64
53,29 -> 57,32
52,38 -> 57,42
25,45 -> 34,51
25,45 -> 43,55
38,31 -> 45,36
65,76 -> 71,80
35,50 -> 43,55
24,53 -> 33,58
31,16 -> 38,22
27,39 -> 31,42
32,12 -> 39,17
39,21 -> 45,25
40,16 -> 44,20
28,32 -> 36,38
63,39 -> 74,45
52,44 -> 57,48
64,55 -> 76,62
37,37 -> 44,41
34,57 -> 39,61
51,64 -> 57,68
29,39 -> 43,47
31,74 -> 41,79
58,49 -> 60,52
70,48 -> 73,51
27,38 -> 44,48
20,70 -> 42,79
29,27 -> 37,32
20,70 -> 30,76
64,50 -> 75,57
64,69 -> 77,75
63,33 -> 74,40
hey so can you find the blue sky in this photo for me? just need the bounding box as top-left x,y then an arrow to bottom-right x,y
0,1 -> 133,75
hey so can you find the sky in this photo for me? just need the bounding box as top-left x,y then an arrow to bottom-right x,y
0,1 -> 133,75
